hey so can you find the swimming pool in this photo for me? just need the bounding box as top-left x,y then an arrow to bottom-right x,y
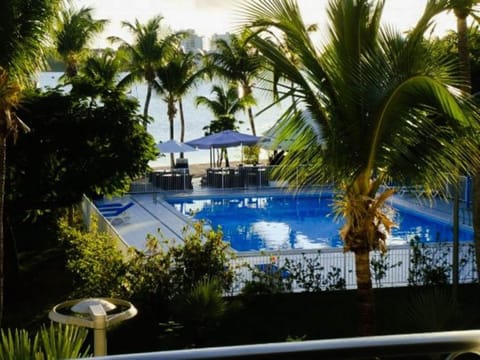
166,194 -> 473,252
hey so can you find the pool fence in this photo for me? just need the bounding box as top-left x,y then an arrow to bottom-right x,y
229,242 -> 477,294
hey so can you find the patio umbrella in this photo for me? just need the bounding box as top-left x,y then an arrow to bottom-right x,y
185,130 -> 261,149
157,139 -> 197,168
258,121 -> 294,151
186,130 -> 261,166
157,139 -> 197,154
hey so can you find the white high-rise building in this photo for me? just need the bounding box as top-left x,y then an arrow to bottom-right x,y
209,33 -> 232,53
181,29 -> 204,53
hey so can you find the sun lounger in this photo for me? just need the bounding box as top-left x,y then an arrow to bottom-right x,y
255,263 -> 290,279
99,202 -> 134,224
95,202 -> 124,209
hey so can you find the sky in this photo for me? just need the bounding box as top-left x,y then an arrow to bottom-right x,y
75,0 -> 459,48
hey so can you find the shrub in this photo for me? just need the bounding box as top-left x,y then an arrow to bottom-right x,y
0,324 -> 90,359
370,252 -> 402,288
408,236 -> 451,286
174,278 -> 227,346
243,145 -> 260,165
61,217 -> 235,307
168,221 -> 236,295
60,217 -> 127,297
283,253 -> 347,292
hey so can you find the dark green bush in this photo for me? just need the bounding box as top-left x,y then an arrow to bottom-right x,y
61,217 -> 235,305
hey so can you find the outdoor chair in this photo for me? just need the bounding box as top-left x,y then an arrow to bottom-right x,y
175,158 -> 189,170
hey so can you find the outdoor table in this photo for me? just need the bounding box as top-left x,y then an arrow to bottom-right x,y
205,166 -> 269,188
152,170 -> 192,190
238,165 -> 269,188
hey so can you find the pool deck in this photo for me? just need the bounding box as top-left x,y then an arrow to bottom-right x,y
95,181 -> 472,252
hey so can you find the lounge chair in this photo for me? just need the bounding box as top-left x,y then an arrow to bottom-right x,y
255,263 -> 290,279
99,202 -> 134,224
95,202 -> 124,209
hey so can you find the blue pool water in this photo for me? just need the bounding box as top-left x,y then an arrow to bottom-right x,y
166,194 -> 473,252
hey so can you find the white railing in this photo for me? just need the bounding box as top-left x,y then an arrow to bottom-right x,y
91,330 -> 480,359
81,195 -> 131,258
229,242 -> 477,293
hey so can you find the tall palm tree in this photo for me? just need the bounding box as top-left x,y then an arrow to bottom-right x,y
109,16 -> 179,127
445,0 -> 480,283
170,50 -> 206,146
154,48 -> 205,167
240,0 -> 480,335
195,85 -> 246,167
55,6 -> 108,79
207,31 -> 264,136
0,0 -> 65,325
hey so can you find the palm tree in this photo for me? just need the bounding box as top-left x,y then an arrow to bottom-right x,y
109,16 -> 179,127
0,0 -> 65,325
154,48 -> 205,167
240,0 -> 480,335
169,50 -> 206,146
72,50 -> 128,98
207,31 -> 264,136
55,6 -> 108,79
445,0 -> 480,284
195,85 -> 246,167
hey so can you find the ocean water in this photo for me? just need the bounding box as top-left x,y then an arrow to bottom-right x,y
38,72 -> 284,166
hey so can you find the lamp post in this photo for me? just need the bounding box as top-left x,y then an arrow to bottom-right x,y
49,298 -> 137,356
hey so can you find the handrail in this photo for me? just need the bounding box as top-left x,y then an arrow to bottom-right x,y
92,330 -> 480,359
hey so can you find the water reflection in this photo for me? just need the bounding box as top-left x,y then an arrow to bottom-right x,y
166,195 -> 473,251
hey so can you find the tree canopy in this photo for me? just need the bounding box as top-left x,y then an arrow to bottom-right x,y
7,88 -> 156,211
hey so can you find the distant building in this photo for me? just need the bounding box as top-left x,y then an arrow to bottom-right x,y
209,33 -> 232,53
181,29 -> 204,54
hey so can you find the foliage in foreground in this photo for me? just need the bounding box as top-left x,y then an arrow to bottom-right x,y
61,215 -> 236,306
0,324 -> 90,359
8,88 -> 157,210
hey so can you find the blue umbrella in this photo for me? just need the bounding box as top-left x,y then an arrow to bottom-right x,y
186,130 -> 261,166
185,130 -> 261,149
157,139 -> 196,154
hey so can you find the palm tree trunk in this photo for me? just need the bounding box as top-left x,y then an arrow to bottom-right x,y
354,249 -> 374,336
169,114 -> 175,168
179,99 -> 185,159
455,12 -> 478,282
474,175 -> 480,281
224,148 -> 230,168
247,107 -> 256,136
0,134 -> 6,325
243,84 -> 256,136
143,83 -> 153,128
168,98 -> 177,168
456,15 -> 471,92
